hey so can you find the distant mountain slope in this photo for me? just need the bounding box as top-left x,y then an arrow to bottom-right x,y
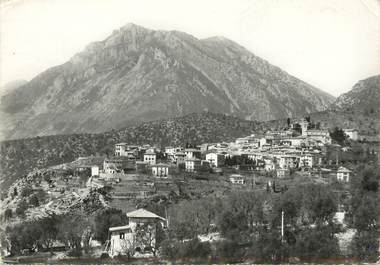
0,23 -> 334,140
331,74 -> 380,113
309,75 -> 380,136
0,112 -> 262,193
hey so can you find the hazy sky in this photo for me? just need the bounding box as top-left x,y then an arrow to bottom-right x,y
1,0 -> 380,96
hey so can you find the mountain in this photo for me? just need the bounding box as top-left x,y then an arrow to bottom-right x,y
309,75 -> 380,136
0,112 -> 264,193
0,23 -> 334,140
331,75 -> 380,113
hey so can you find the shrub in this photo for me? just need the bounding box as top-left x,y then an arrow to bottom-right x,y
350,231 -> 379,261
214,240 -> 245,263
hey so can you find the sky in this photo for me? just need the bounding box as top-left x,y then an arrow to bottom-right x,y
0,0 -> 379,96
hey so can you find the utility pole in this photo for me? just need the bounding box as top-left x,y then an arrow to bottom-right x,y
281,210 -> 284,243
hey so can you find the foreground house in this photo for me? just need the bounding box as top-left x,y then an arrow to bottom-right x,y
108,209 -> 166,257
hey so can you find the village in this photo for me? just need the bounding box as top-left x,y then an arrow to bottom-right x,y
0,117 -> 376,263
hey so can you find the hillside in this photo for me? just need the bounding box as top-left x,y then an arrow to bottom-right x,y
0,23 -> 334,140
0,112 -> 264,194
308,75 -> 380,136
331,75 -> 380,113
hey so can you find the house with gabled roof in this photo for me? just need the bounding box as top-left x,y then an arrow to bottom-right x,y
108,209 -> 166,257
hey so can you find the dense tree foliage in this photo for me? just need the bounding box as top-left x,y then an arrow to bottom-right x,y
349,165 -> 380,260
1,113 -> 263,195
330,127 -> 348,145
161,182 -> 342,262
93,208 -> 127,243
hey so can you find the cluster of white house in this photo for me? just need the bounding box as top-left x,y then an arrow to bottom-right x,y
89,119 -> 356,183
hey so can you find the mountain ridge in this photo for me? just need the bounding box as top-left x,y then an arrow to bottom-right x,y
0,23 -> 334,140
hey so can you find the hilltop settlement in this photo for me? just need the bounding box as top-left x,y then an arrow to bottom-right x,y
0,116 -> 378,264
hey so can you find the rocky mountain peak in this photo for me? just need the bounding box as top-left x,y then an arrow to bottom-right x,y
0,24 -> 335,140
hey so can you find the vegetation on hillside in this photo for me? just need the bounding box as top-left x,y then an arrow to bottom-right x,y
0,112 -> 261,194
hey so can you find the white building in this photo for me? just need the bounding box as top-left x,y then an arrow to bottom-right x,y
185,158 -> 201,172
205,153 -> 225,168
300,154 -> 315,168
174,152 -> 186,165
164,146 -> 176,156
184,148 -> 202,159
151,164 -> 169,178
115,143 -> 128,156
343,129 -> 359,141
235,137 -> 249,145
108,209 -> 166,257
103,157 -> 130,174
337,166 -> 352,182
306,130 -> 331,144
276,168 -> 290,178
229,174 -> 245,184
264,157 -> 276,171
300,119 -> 309,136
91,165 -> 99,176
144,151 -> 156,165
279,155 -> 299,169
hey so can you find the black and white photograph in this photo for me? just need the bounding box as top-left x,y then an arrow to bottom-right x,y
0,0 -> 379,264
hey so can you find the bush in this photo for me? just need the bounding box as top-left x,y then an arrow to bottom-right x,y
294,227 -> 340,259
179,238 -> 211,259
160,238 -> 211,261
350,231 -> 379,261
160,239 -> 181,259
99,252 -> 110,259
214,240 -> 245,263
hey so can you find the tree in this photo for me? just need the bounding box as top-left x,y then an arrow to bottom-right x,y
350,230 -> 379,260
135,222 -> 160,256
350,193 -> 379,231
119,234 -> 137,258
330,127 -> 347,145
20,186 -> 33,197
294,227 -> 340,259
93,208 -> 127,243
38,215 -> 60,252
349,164 -> 380,260
29,194 -> 40,207
4,209 -> 12,221
57,211 -> 92,256
15,199 -> 28,217
218,192 -> 266,242
5,221 -> 41,254
169,199 -> 218,240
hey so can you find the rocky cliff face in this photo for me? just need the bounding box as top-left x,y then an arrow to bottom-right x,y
0,23 -> 334,140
